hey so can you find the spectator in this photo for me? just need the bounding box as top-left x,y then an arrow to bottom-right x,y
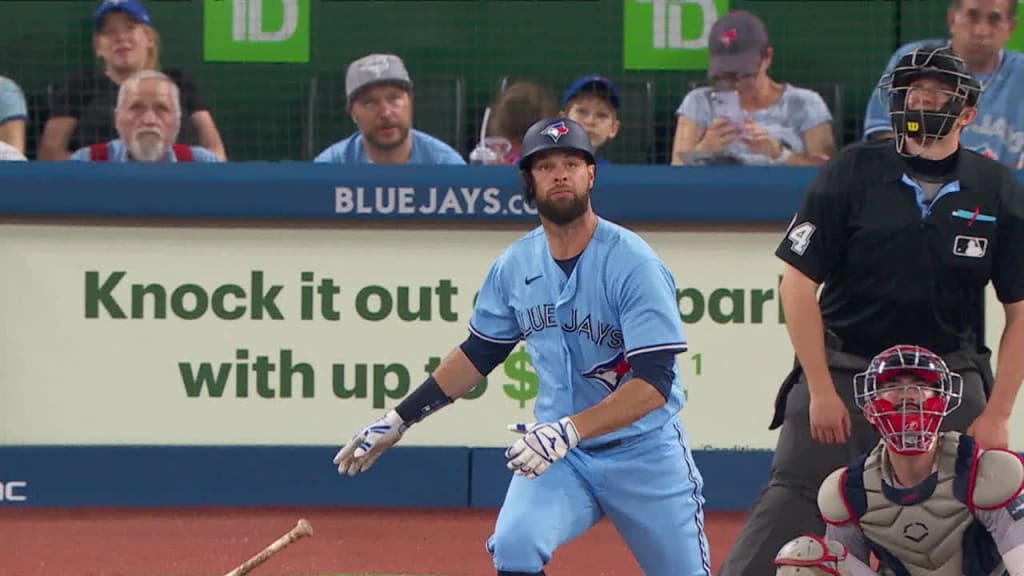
862,0 -> 1024,169
40,0 -> 226,161
671,10 -> 836,166
0,75 -> 27,156
69,70 -> 219,162
560,75 -> 620,164
472,80 -> 558,165
315,53 -> 464,165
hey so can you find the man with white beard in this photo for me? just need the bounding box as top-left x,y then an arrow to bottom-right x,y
70,70 -> 219,163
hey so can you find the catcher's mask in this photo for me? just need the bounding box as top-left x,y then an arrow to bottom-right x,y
878,45 -> 981,156
854,345 -> 963,456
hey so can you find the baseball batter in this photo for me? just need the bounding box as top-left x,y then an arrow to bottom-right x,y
774,345 -> 1024,576
332,117 -> 712,576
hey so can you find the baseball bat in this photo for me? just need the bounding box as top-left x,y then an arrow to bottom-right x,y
223,518 -> 314,576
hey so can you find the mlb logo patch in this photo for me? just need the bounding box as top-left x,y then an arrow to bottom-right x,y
541,121 -> 569,143
953,235 -> 987,258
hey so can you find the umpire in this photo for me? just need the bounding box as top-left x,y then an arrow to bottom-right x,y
720,44 -> 1024,576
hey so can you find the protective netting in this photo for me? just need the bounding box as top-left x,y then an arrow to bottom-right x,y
0,0 -> 980,162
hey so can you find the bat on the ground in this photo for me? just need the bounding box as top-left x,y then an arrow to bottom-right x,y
223,518 -> 314,576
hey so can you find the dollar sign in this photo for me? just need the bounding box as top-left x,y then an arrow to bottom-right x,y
503,346 -> 538,409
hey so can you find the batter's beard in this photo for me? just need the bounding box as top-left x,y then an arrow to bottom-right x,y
535,191 -> 589,226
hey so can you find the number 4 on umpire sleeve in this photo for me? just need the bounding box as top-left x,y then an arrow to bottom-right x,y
787,220 -> 816,255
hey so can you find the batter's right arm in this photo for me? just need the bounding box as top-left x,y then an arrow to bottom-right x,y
780,262 -> 850,444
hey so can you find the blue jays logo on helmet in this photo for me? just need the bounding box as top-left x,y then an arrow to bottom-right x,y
583,352 -> 633,392
540,121 -> 570,143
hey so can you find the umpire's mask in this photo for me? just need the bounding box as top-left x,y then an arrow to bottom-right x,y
878,45 -> 981,156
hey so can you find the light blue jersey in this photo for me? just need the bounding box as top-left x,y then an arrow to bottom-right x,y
864,40 -> 1024,168
0,76 -> 27,126
470,217 -> 687,449
314,129 -> 466,165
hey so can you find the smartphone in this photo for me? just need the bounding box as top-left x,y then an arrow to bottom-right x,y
709,90 -> 746,126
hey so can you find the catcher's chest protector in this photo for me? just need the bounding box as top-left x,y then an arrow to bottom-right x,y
848,434 -> 1005,576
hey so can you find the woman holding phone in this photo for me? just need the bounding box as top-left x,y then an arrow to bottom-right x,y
670,10 -> 836,166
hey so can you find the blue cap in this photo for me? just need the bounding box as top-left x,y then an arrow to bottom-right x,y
562,75 -> 620,110
94,0 -> 152,30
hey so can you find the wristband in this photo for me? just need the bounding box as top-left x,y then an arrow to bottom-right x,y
394,376 -> 453,425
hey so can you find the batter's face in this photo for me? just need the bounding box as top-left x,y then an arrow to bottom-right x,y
529,149 -> 595,225
349,83 -> 413,152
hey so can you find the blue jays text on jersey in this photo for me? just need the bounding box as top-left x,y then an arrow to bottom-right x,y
516,305 -> 625,350
469,217 -> 688,448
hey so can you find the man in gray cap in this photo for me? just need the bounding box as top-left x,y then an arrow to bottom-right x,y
314,53 -> 465,164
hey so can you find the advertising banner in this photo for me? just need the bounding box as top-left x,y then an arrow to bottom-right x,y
1,224 -> 1017,450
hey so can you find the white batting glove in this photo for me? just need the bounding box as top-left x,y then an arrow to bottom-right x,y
505,417 -> 580,479
333,409 -> 409,476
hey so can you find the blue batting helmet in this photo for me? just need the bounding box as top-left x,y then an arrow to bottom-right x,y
518,117 -> 595,171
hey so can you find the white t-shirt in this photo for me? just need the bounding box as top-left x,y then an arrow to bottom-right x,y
676,83 -> 833,165
0,140 -> 26,161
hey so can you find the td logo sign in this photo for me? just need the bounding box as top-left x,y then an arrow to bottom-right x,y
624,0 -> 729,70
204,0 -> 310,63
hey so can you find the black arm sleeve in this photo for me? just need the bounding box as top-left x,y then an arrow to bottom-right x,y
628,349 -> 678,401
459,332 -> 518,376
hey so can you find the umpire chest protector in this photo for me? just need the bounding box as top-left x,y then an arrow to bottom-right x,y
818,432 -> 1024,576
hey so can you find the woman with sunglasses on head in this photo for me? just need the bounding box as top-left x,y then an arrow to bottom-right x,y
670,10 -> 836,167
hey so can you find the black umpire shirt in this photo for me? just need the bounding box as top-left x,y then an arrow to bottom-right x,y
775,140 -> 1024,358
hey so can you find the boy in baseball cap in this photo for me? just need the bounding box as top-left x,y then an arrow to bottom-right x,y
560,75 -> 620,164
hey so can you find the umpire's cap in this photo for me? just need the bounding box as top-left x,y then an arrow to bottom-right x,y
518,117 -> 595,171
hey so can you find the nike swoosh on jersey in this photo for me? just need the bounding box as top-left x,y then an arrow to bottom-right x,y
525,275 -> 543,285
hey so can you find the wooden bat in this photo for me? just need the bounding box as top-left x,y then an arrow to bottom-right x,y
223,518 -> 314,576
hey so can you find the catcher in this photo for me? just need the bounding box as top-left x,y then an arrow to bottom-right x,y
774,344 -> 1024,576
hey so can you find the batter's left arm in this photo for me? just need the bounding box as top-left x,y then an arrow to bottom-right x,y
572,258 -> 687,440
572,370 -> 670,440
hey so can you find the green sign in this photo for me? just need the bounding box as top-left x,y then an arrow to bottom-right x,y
624,0 -> 730,71
1010,1 -> 1024,52
204,0 -> 310,63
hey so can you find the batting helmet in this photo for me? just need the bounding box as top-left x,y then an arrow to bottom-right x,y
878,44 -> 981,155
518,117 -> 595,204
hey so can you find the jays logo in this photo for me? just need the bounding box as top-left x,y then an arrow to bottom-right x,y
583,352 -> 633,392
541,121 -> 569,143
